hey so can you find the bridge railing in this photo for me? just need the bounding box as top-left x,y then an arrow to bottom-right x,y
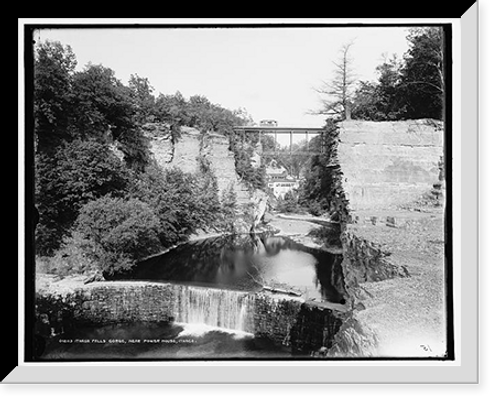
233,126 -> 325,155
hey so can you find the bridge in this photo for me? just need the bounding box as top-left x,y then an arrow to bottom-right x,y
233,126 -> 325,156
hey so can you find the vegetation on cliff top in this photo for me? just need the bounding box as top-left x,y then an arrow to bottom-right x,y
33,40 -> 247,275
318,27 -> 445,121
275,28 -> 444,219
33,29 -> 444,275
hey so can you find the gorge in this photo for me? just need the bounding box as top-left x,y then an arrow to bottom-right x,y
35,119 -> 444,360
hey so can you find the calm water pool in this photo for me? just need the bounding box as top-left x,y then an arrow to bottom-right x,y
111,234 -> 346,304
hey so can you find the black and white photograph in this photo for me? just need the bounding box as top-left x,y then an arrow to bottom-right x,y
25,22 -> 454,364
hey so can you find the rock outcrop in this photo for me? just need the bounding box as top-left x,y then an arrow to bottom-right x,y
143,123 -> 252,205
337,119 -> 444,212
341,231 -> 410,301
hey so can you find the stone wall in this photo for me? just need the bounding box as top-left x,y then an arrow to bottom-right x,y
253,293 -> 303,347
337,119 -> 444,212
35,282 -> 177,336
35,280 -> 348,355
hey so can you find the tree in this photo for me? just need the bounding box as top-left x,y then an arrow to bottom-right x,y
350,81 -> 381,120
130,165 -> 221,246
128,74 -> 156,124
374,54 -> 406,119
154,89 -> 264,189
34,40 -> 77,152
399,27 -> 444,119
232,144 -> 267,190
316,41 -> 357,120
33,43 -> 151,253
35,139 -> 130,254
350,27 -> 445,121
76,196 -> 163,277
220,184 -> 238,233
298,120 -> 340,214
233,107 -> 255,127
186,94 -> 216,132
33,38 -> 268,262
70,64 -> 150,170
154,91 -> 189,142
34,42 -> 150,169
228,127 -> 267,191
351,54 -> 406,121
185,95 -> 247,137
277,190 -> 300,214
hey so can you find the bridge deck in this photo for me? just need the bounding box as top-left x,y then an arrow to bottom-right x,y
233,126 -> 325,154
233,126 -> 324,133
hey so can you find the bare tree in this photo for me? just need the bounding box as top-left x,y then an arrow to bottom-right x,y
315,41 -> 357,120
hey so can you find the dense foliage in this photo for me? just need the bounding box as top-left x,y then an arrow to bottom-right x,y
351,27 -> 444,120
35,139 -> 130,253
276,190 -> 301,214
297,119 -> 341,215
33,40 -> 249,273
134,82 -> 266,189
130,165 -> 221,246
34,42 -> 76,152
34,28 -> 442,274
220,185 -> 239,233
75,196 -> 163,276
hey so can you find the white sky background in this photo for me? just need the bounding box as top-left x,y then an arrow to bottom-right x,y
37,26 -> 411,129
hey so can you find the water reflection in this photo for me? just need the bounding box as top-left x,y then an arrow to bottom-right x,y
113,234 -> 346,304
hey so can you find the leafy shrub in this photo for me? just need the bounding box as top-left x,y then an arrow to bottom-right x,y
297,119 -> 344,218
35,231 -> 99,276
35,139 -> 131,255
229,141 -> 267,190
276,190 -> 301,214
220,184 -> 238,232
131,165 -> 221,245
75,196 -> 163,276
306,201 -> 325,217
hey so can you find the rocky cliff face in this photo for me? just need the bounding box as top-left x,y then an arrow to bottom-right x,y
143,123 -> 252,205
321,120 -> 437,291
337,119 -> 444,212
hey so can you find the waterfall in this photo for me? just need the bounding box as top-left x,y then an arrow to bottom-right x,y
169,285 -> 256,333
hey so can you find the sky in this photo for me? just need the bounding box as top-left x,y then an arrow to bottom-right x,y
36,25 -> 411,128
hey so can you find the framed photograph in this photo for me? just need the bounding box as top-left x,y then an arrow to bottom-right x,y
9,9 -> 478,383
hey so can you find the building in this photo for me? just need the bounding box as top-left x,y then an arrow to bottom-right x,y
266,164 -> 287,181
265,159 -> 299,199
267,178 -> 300,199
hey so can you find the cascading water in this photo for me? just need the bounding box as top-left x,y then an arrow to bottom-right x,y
169,284 -> 256,333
